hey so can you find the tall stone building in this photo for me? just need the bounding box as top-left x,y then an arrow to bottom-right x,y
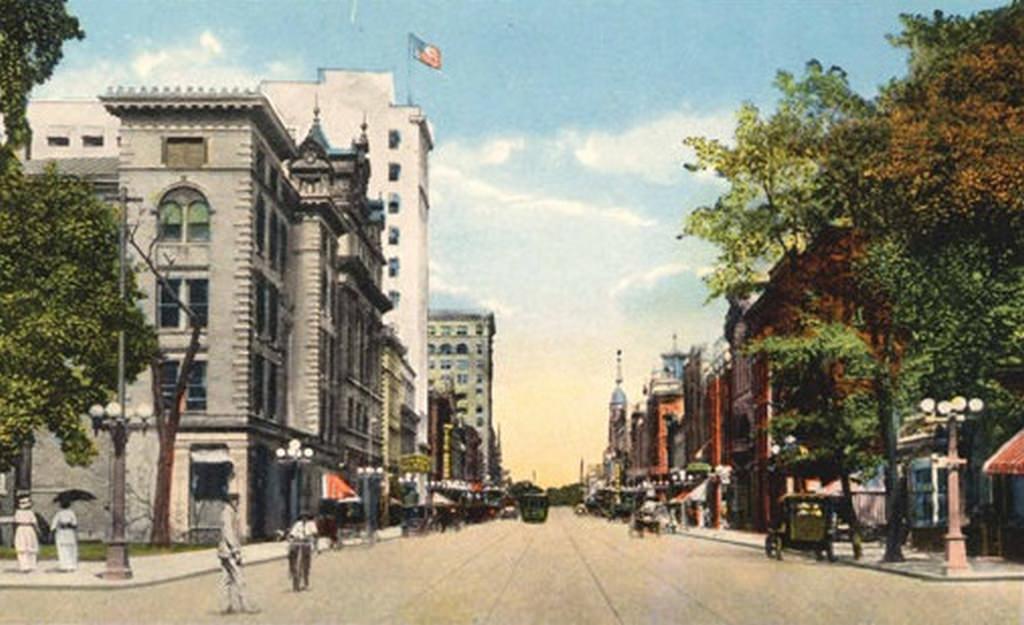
426,310 -> 498,482
12,87 -> 389,542
262,70 -> 433,442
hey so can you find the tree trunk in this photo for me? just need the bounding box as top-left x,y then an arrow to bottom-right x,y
150,323 -> 202,546
879,379 -> 905,562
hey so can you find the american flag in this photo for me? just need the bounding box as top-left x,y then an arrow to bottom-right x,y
410,34 -> 442,70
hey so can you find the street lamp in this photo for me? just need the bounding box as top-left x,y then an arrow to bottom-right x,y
89,400 -> 153,580
275,438 -> 314,525
357,466 -> 385,544
919,395 -> 983,573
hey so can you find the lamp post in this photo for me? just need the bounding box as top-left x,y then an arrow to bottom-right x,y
275,438 -> 314,525
357,466 -> 384,544
89,401 -> 153,580
919,396 -> 983,573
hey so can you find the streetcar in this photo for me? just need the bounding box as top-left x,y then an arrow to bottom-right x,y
519,492 -> 549,524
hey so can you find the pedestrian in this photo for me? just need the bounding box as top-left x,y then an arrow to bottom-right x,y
218,493 -> 258,614
0,494 -> 41,572
287,511 -> 318,591
50,498 -> 79,572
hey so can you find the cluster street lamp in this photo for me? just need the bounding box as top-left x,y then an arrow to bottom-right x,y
275,438 -> 314,525
89,400 -> 153,580
919,396 -> 984,573
358,466 -> 385,544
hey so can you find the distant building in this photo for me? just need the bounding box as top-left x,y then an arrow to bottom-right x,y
381,326 -> 417,477
427,310 -> 498,482
605,350 -> 629,486
262,70 -> 433,442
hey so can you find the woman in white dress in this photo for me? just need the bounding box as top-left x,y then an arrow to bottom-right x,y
0,495 -> 40,572
50,499 -> 79,572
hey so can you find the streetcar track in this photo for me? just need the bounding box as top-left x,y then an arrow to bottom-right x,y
481,532 -> 536,625
373,525 -> 517,624
569,516 -> 739,625
561,521 -> 626,625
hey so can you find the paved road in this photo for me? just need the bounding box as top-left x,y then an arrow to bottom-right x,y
4,509 -> 1022,625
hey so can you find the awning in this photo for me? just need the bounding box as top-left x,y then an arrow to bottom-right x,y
322,474 -> 358,500
190,448 -> 231,464
984,429 -> 1024,475
432,493 -> 457,507
672,480 -> 708,504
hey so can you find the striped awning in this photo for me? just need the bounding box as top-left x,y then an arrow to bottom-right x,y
322,473 -> 357,500
984,429 -> 1024,475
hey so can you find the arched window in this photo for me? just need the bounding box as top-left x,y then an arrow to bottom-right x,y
158,187 -> 210,242
455,343 -> 468,355
439,343 -> 453,355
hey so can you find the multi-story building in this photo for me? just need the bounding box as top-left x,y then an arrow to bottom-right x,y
381,326 -> 417,476
262,70 -> 433,443
426,310 -> 498,483
14,87 -> 389,542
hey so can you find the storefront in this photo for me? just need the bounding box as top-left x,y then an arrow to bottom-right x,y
983,428 -> 1024,560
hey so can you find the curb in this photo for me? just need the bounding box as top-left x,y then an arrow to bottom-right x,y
0,533 -> 404,591
673,530 -> 1024,583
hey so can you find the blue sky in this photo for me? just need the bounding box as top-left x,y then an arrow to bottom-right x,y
44,0 -> 1003,486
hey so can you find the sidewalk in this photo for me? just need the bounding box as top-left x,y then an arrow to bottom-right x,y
674,525 -> 1024,582
0,526 -> 403,590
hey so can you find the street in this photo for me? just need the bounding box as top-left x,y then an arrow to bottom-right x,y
3,509 -> 1021,625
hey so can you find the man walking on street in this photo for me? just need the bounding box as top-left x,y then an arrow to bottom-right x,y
287,511 -> 318,591
219,492 -> 258,614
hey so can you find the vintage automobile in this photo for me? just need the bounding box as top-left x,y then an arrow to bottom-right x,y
764,493 -> 843,562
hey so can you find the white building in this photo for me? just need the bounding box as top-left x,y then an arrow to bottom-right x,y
261,70 -> 433,443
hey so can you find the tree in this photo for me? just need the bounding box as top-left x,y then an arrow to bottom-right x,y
751,319 -> 881,555
127,230 -> 203,546
0,167 -> 155,470
0,0 -> 82,171
683,60 -> 870,299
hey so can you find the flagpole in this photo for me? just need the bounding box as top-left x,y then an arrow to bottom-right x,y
406,33 -> 413,106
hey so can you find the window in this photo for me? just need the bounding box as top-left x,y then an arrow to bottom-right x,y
159,187 -> 210,242
255,197 -> 266,255
439,344 -> 452,355
255,274 -> 266,335
476,405 -> 484,413
267,362 -> 278,419
159,361 -> 179,413
158,279 -> 181,328
388,130 -> 401,149
164,137 -> 206,168
388,193 -> 400,214
476,417 -> 484,428
388,257 -> 400,277
82,135 -> 104,147
428,344 -> 436,355
455,344 -> 468,355
186,362 -> 207,411
347,397 -> 354,428
269,168 -> 279,196
441,360 -> 452,370
188,279 -> 209,327
255,149 -> 265,178
388,227 -> 400,245
428,361 -> 435,369
457,326 -> 468,336
268,283 -> 279,342
388,163 -> 401,181
442,326 -> 451,336
269,212 -> 279,266
458,360 -> 469,370
476,344 -> 483,355
457,374 -> 468,384
278,219 -> 288,272
476,324 -> 483,335
252,355 -> 264,416
47,136 -> 70,147
389,290 -> 400,308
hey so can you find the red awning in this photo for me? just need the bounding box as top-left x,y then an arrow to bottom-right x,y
322,473 -> 357,500
984,429 -> 1024,476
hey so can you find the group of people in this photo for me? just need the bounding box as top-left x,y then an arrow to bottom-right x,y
216,492 -> 324,615
0,493 -> 81,573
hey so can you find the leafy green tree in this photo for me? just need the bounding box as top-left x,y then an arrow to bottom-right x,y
0,167 -> 156,470
0,0 -> 82,170
683,61 -> 870,299
751,319 -> 881,553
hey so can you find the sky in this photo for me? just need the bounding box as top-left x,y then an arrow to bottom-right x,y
43,0 -> 1003,487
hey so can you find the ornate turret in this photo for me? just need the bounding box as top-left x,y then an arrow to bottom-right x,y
610,349 -> 627,407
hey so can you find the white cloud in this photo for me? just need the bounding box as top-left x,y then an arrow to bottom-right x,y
560,108 -> 734,186
609,261 -> 714,298
35,30 -> 301,98
433,162 -> 657,228
430,259 -> 518,318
